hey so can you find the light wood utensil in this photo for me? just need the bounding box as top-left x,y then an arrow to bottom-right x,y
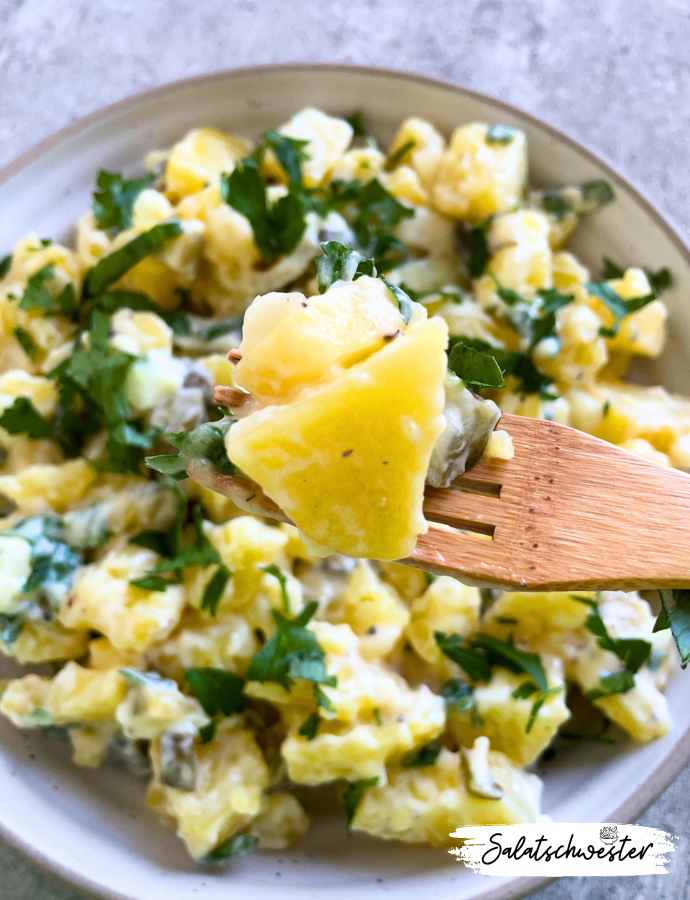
188,412 -> 690,591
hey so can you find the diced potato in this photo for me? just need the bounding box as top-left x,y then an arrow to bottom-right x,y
0,459 -> 100,515
447,661 -> 570,766
150,615 -> 257,680
431,123 -> 527,222
249,793 -> 310,849
1,619 -> 89,664
227,318 -> 448,560
337,560 -> 410,659
484,430 -> 514,459
269,108 -> 353,188
235,278 -> 408,406
329,149 -> 386,183
350,743 -> 543,846
387,117 -> 446,190
165,128 -> 250,200
61,543 -> 185,651
147,721 -> 269,859
406,576 -> 480,670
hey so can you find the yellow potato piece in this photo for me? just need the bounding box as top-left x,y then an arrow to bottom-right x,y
235,277 -> 407,406
226,318 -> 447,559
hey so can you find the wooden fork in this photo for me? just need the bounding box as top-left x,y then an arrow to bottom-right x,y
187,413 -> 690,592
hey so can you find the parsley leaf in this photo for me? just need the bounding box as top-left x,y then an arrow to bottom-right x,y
581,179 -> 615,208
92,170 -> 156,232
434,632 -> 492,682
0,254 -> 11,279
380,276 -> 413,326
450,336 -> 557,399
221,160 -> 306,265
602,257 -> 624,279
298,711 -> 320,740
485,125 -> 517,146
149,507 -> 220,574
440,678 -> 478,717
511,681 -> 538,700
402,742 -> 442,768
657,590 -> 690,668
13,326 -> 38,361
83,221 -> 183,297
645,266 -> 673,295
261,130 -> 309,189
246,601 -> 334,692
315,242 -> 377,293
185,668 -> 246,717
541,188 -> 571,221
448,341 -> 506,389
586,669 -> 636,701
203,832 -> 258,863
0,397 -> 52,439
571,595 -> 651,673
146,421 -> 237,481
346,111 -> 367,137
261,564 -> 290,614
0,612 -> 25,649
17,266 -> 77,317
201,564 -> 232,616
525,686 -> 562,733
468,225 -> 490,278
349,178 -> 414,247
385,139 -> 416,170
342,777 -> 378,826
471,633 -> 549,691
587,281 -> 656,337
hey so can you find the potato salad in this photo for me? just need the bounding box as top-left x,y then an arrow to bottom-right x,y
0,107 -> 686,863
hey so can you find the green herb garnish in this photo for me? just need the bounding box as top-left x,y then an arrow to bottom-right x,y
185,668 -> 246,717
448,341 -> 506,389
201,564 -> 232,616
92,170 -> 156,232
342,777 -> 378,826
485,125 -> 517,146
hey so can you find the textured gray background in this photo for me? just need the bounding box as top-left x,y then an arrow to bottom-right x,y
0,0 -> 689,898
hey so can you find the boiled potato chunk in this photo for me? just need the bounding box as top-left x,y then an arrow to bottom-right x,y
226,318 -> 448,559
235,277 -> 408,405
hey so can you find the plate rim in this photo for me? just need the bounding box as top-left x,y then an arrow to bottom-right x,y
0,61 -> 688,900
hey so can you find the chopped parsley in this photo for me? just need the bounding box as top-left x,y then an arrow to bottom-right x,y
345,111 -> 367,137
441,678 -> 483,727
246,601 -> 336,700
0,253 -> 12,279
470,633 -> 549,692
92,170 -> 156,232
258,130 -> 310,189
342,777 -> 378,826
315,242 -> 376,293
571,595 -> 651,673
349,178 -> 414,248
18,265 -> 78,317
655,590 -> 690,668
83,221 -> 183,297
448,336 -> 557,398
146,421 -> 237,481
485,125 -> 517,146
184,668 -> 247,717
434,632 -> 492,682
13,326 -> 38,361
0,397 -> 53,439
402,742 -> 442,768
298,712 -> 320,740
385,139 -> 416,170
203,832 -> 258,863
221,160 -> 306,265
130,507 -> 220,590
525,686 -> 562,733
448,341 -> 506,389
587,281 -> 656,337
540,188 -> 571,221
586,669 -> 636,701
261,564 -> 290,614
201,564 -> 232,616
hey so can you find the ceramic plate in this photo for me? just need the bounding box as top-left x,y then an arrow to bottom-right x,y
1,64 -> 689,900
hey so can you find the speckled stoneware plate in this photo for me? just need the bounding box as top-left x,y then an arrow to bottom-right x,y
1,64 -> 689,900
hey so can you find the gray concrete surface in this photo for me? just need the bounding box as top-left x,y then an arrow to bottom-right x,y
0,0 -> 689,897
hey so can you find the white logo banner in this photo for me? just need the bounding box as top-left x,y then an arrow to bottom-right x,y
449,823 -> 676,876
